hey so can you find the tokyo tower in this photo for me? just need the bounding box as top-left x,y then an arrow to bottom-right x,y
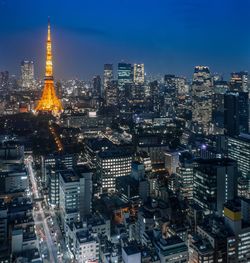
35,19 -> 63,114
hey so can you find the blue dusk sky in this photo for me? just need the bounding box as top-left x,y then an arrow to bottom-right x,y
0,0 -> 249,79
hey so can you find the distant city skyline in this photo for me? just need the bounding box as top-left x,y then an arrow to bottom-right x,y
0,0 -> 250,79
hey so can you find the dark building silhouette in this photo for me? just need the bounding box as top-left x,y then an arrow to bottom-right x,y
224,93 -> 239,137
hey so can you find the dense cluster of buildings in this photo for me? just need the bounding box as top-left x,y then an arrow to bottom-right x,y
1,20 -> 250,263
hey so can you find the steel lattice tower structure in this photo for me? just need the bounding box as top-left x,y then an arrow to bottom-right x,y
35,19 -> 63,114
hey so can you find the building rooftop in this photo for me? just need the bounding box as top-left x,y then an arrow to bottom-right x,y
76,230 -> 95,244
74,164 -> 92,175
85,137 -> 114,152
123,245 -> 140,256
59,169 -> 79,183
195,158 -> 236,167
156,236 -> 187,256
190,234 -> 214,255
98,148 -> 132,159
229,133 -> 250,143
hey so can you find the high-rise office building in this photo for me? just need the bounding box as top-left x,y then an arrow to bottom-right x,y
176,77 -> 188,95
92,75 -> 102,97
238,92 -> 249,134
20,60 -> 34,89
164,150 -> 180,175
212,93 -> 224,132
224,200 -> 250,262
0,71 -> 9,89
224,91 -> 249,136
133,64 -> 144,85
230,71 -> 248,93
97,148 -> 132,192
213,80 -> 229,94
118,63 -> 132,90
75,165 -> 93,217
42,153 -> 77,185
103,64 -> 113,92
59,170 -> 81,229
192,66 -> 213,134
192,66 -> 213,97
228,134 -> 250,198
48,169 -> 59,206
193,158 -> 238,216
176,152 -> 194,201
131,84 -> 145,102
224,93 -> 239,137
105,80 -> 118,106
59,168 -> 92,229
164,74 -> 176,89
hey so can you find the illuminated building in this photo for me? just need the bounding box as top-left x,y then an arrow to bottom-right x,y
224,200 -> 250,262
92,75 -> 101,97
230,71 -> 248,93
59,166 -> 92,230
192,66 -> 212,97
20,60 -> 34,89
105,80 -> 118,106
35,19 -> 63,114
118,62 -> 132,90
193,158 -> 237,216
227,134 -> 250,198
164,74 -> 176,90
177,152 -> 194,201
176,77 -> 188,95
97,148 -> 132,192
164,150 -> 180,175
154,236 -> 188,263
103,64 -> 113,92
133,63 -> 144,85
66,223 -> 99,263
0,71 -> 9,90
238,92 -> 249,134
188,234 -> 214,263
192,66 -> 213,134
131,84 -> 145,103
0,167 -> 28,194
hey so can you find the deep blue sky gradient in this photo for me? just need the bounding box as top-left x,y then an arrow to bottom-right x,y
0,0 -> 249,79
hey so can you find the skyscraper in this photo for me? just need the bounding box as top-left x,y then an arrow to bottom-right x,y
227,133 -> 250,198
0,71 -> 9,89
164,74 -> 176,89
192,66 -> 213,134
92,75 -> 102,97
35,19 -> 63,114
230,71 -> 248,93
105,80 -> 118,106
238,92 -> 249,134
103,64 -> 113,92
118,62 -> 132,90
192,66 -> 213,97
20,60 -> 34,89
224,93 -> 239,137
133,63 -> 144,85
176,152 -> 194,201
193,158 -> 238,216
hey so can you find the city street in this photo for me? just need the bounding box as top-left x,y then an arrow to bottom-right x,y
26,157 -> 62,263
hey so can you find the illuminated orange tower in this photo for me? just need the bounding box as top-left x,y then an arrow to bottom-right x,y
35,19 -> 63,114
